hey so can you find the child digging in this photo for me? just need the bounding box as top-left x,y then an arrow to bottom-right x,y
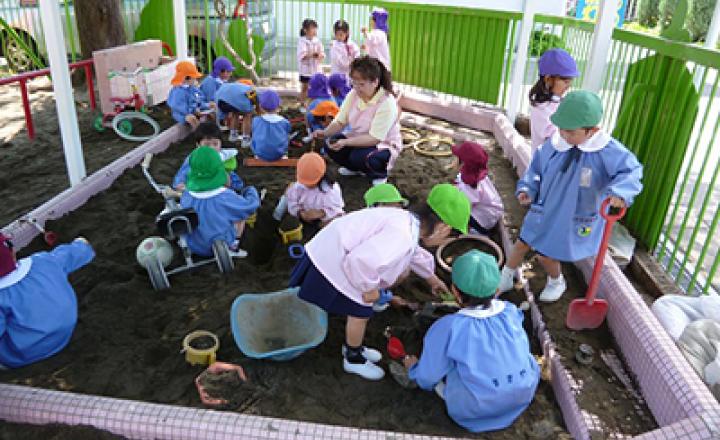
251,90 -> 291,162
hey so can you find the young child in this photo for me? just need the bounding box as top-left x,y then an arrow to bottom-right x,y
363,182 -> 408,208
290,184 -> 470,380
251,90 -> 291,162
180,146 -> 261,258
328,72 -> 352,107
199,57 -> 234,104
305,74 -> 335,139
297,18 -> 324,108
215,81 -> 258,146
404,249 -> 540,433
167,61 -> 211,129
0,235 -> 94,368
172,122 -> 244,192
451,142 -> 504,234
361,7 -> 391,71
499,91 -> 643,302
285,152 -> 344,226
307,99 -> 339,133
330,20 -> 360,75
529,48 -> 579,153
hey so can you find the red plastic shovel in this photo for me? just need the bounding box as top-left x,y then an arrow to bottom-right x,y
566,199 -> 626,331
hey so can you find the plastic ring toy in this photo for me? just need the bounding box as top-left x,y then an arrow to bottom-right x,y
288,243 -> 305,260
112,111 -> 161,142
401,127 -> 421,144
413,138 -> 453,157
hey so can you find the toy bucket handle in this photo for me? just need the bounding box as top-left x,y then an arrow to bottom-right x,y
288,243 -> 305,260
600,198 -> 627,222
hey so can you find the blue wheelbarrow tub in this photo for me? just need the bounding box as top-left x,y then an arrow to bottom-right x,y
231,288 -> 328,361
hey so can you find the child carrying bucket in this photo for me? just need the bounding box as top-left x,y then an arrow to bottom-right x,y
404,250 -> 539,433
529,49 -> 579,153
167,61 -> 212,129
290,184 -> 469,380
251,90 -> 291,162
361,8 -> 391,71
498,91 -> 643,302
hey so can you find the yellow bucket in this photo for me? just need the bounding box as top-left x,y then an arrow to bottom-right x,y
278,224 -> 303,245
246,213 -> 257,228
182,330 -> 219,366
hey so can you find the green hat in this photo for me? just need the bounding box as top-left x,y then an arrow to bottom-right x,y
187,146 -> 227,192
427,183 -> 471,234
550,90 -> 603,130
451,250 -> 500,298
364,183 -> 408,207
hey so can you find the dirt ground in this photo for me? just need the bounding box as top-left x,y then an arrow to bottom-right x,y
0,85 -> 654,438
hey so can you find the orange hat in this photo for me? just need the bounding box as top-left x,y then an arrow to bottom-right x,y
310,100 -> 340,118
238,78 -> 254,86
171,61 -> 202,86
296,152 -> 326,186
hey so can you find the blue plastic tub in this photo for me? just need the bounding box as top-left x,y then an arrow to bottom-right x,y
230,288 -> 328,361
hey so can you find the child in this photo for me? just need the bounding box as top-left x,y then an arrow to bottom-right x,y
290,184 -> 470,380
529,48 -> 579,153
180,146 -> 261,258
215,81 -> 258,146
404,249 -> 540,433
285,152 -> 344,226
308,99 -> 339,134
0,235 -> 94,368
167,61 -> 211,129
330,20 -> 360,75
451,142 -> 504,234
361,7 -> 391,71
328,72 -> 352,107
363,182 -> 408,208
251,90 -> 291,162
199,56 -> 234,104
297,19 -> 324,108
499,91 -> 643,302
172,122 -> 244,192
313,56 -> 402,186
305,74 -> 335,140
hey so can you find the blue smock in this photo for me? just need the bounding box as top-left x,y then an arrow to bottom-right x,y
167,85 -> 210,124
199,76 -> 225,102
215,83 -> 255,120
173,155 -> 244,192
251,114 -> 291,161
306,98 -> 335,132
180,187 -> 260,256
517,132 -> 643,262
0,241 -> 95,368
332,95 -> 345,108
408,300 -> 539,433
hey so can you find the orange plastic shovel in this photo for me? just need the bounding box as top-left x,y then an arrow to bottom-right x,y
566,198 -> 626,331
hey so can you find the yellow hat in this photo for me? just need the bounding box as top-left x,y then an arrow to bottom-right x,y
171,61 -> 202,86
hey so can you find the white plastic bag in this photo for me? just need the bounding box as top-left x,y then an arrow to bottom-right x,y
608,222 -> 636,269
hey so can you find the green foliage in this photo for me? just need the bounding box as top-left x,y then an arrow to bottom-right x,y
659,0 -> 681,29
213,19 -> 265,78
133,0 -> 176,52
686,0 -> 718,41
638,0 -> 661,28
529,30 -> 565,57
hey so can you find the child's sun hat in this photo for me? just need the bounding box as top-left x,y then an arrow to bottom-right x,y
364,183 -> 408,207
212,57 -> 235,78
427,183 -> 471,235
259,90 -> 281,112
371,7 -> 389,33
538,48 -> 579,78
0,234 -> 16,277
172,60 -> 202,86
296,152 -> 326,186
550,90 -> 603,130
187,146 -> 228,192
451,142 -> 489,187
452,250 -> 501,298
328,73 -> 351,99
307,74 -> 331,99
310,100 -> 340,118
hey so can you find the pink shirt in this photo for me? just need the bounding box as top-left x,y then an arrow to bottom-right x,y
305,207 -> 435,306
345,90 -> 403,171
297,36 -> 324,77
456,174 -> 504,230
286,181 -> 345,222
365,29 -> 391,71
529,101 -> 559,154
330,40 -> 360,75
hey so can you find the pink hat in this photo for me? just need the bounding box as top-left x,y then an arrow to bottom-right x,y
0,233 -> 16,277
451,142 -> 489,187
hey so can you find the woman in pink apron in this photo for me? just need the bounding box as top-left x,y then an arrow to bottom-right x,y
312,56 -> 402,186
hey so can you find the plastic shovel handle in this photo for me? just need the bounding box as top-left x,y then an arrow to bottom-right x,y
585,199 -> 627,305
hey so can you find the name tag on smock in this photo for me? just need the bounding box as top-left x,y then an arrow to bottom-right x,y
580,168 -> 593,188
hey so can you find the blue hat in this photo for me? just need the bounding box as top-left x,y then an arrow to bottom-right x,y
212,57 -> 235,78
307,73 -> 331,99
538,48 -> 579,78
371,7 -> 389,33
328,73 -> 351,99
259,89 -> 281,111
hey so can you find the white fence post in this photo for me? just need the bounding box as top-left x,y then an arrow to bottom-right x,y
38,0 -> 86,186
705,0 -> 720,49
582,0 -> 615,93
507,0 -> 536,123
173,0 -> 188,60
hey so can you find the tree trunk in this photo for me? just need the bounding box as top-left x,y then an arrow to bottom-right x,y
74,0 -> 127,59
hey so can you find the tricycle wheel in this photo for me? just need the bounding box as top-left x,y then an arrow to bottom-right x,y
213,240 -> 234,274
147,257 -> 170,291
117,119 -> 133,136
93,115 -> 106,132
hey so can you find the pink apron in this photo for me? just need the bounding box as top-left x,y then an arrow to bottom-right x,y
345,90 -> 403,171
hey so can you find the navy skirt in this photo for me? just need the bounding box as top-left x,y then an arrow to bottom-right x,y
289,254 -> 373,318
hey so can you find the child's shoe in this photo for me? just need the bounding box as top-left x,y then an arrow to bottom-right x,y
538,274 -> 567,302
343,359 -> 385,380
498,266 -> 515,292
229,240 -> 248,258
228,130 -> 240,142
372,177 -> 388,186
341,345 -> 382,363
338,167 -> 364,176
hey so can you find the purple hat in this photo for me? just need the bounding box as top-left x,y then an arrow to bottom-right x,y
328,73 -> 351,99
258,89 -> 281,111
0,234 -> 16,278
212,57 -> 235,78
371,7 -> 389,33
307,73 -> 331,99
538,48 -> 579,78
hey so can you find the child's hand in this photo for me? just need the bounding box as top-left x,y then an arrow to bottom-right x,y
174,183 -> 186,192
361,26 -> 368,34
318,52 -> 325,60
426,274 -> 449,297
609,196 -> 626,209
328,139 -> 345,151
300,209 -> 324,222
74,237 -> 89,244
362,289 -> 380,303
360,44 -> 367,52
403,355 -> 418,370
185,114 -> 200,129
312,129 -> 326,139
517,192 -> 531,206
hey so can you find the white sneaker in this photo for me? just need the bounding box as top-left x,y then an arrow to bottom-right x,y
538,274 -> 567,303
229,248 -> 248,258
343,359 -> 385,380
228,131 -> 239,142
241,135 -> 252,148
372,302 -> 390,312
301,135 -> 313,143
498,266 -> 515,292
338,167 -> 364,176
372,177 -> 388,186
341,346 -> 382,363
298,106 -> 307,114
434,380 -> 446,400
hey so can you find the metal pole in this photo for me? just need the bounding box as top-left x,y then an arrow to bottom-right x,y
506,0 -> 535,124
705,0 -> 720,49
38,0 -> 86,186
582,0 -> 615,93
173,0 -> 188,60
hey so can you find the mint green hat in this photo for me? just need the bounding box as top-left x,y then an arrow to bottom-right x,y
427,183 -> 471,235
364,183 -> 408,207
452,250 -> 501,298
550,90 -> 603,130
187,146 -> 227,192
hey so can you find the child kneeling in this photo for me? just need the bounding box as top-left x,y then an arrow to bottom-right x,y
404,250 -> 539,433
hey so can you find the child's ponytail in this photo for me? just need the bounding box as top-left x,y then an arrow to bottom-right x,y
529,76 -> 554,106
300,18 -> 318,38
333,20 -> 350,43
